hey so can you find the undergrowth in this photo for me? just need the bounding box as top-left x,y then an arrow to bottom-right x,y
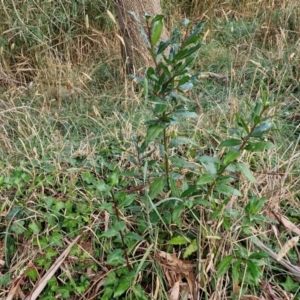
0,1 -> 300,299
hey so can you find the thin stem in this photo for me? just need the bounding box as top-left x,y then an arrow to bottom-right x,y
163,126 -> 170,189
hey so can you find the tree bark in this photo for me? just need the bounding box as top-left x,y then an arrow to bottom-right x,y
114,0 -> 169,74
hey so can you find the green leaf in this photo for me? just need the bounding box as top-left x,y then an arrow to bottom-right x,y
114,276 -> 131,298
172,203 -> 185,226
11,221 -> 26,234
217,255 -> 233,277
149,177 -> 165,199
196,173 -> 216,185
169,235 -> 189,245
245,141 -> 275,152
232,260 -> 242,284
174,109 -> 198,118
235,162 -> 256,183
28,222 -> 41,234
107,249 -> 126,266
0,273 -> 10,286
145,124 -> 165,144
216,185 -> 242,196
248,252 -> 268,260
251,122 -> 272,137
223,150 -> 240,165
183,21 -> 204,47
100,227 -> 119,238
183,239 -> 197,258
236,114 -> 250,134
246,260 -> 261,284
219,139 -> 242,148
280,276 -> 299,292
119,194 -> 136,208
154,102 -> 168,114
151,19 -> 164,46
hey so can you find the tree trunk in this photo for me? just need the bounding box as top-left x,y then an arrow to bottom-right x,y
114,0 -> 168,74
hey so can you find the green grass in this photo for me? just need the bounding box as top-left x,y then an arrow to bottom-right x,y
1,1 -> 300,299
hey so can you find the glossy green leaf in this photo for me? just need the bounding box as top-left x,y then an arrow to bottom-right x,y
251,122 -> 272,137
245,141 -> 274,152
151,20 -> 164,46
217,255 -> 233,277
219,139 -> 242,148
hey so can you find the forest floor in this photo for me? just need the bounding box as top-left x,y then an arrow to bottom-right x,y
1,1 -> 300,299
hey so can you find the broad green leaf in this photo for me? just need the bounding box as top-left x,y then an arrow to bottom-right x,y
118,194 -> 136,208
217,255 -> 233,277
245,141 -> 275,152
196,173 -> 216,185
100,227 -> 119,238
0,273 -> 10,286
181,185 -> 197,197
145,124 -> 165,144
113,221 -> 127,232
280,276 -> 299,292
107,249 -> 126,266
151,20 -> 164,46
114,277 -> 131,298
235,162 -> 256,183
149,177 -> 165,199
169,235 -> 189,245
251,122 -> 272,137
223,150 -> 240,165
95,180 -> 110,192
29,222 -> 41,234
219,139 -> 242,148
11,221 -> 26,235
154,103 -> 168,114
216,185 -> 242,196
183,239 -> 197,258
246,260 -> 261,285
25,269 -> 39,281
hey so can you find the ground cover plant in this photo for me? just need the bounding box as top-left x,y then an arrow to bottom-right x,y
1,0 -> 300,299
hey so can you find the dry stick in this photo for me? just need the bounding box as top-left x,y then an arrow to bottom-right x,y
251,236 -> 300,279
